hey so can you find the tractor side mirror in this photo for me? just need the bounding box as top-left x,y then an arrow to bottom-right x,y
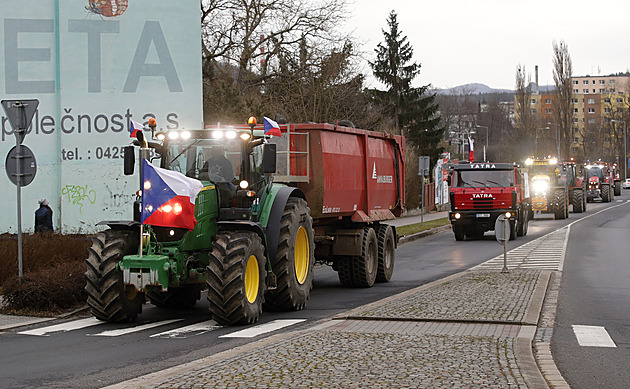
123,146 -> 135,175
262,143 -> 277,173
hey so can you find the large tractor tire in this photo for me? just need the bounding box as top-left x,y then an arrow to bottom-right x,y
337,227 -> 378,287
572,189 -> 584,213
375,224 -> 395,283
84,229 -> 144,322
264,197 -> 315,311
553,189 -> 567,220
147,284 -> 202,309
601,184 -> 611,203
615,181 -> 621,196
206,231 -> 266,325
453,224 -> 465,241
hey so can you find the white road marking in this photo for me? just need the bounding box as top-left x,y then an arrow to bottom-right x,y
219,319 -> 306,338
572,325 -> 616,347
18,317 -> 103,337
150,320 -> 220,339
89,319 -> 183,337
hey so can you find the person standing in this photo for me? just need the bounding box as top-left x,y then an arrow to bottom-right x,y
35,198 -> 53,233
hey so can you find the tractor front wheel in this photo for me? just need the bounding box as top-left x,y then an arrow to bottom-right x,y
84,229 -> 144,322
264,197 -> 315,311
572,189 -> 584,213
206,231 -> 266,325
554,189 -> 567,220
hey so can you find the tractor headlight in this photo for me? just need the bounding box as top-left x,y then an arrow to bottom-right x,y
239,180 -> 249,189
532,180 -> 549,194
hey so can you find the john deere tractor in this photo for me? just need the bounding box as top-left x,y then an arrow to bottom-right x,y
84,118 -> 314,325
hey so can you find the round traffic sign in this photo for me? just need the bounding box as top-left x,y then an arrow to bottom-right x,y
5,145 -> 37,186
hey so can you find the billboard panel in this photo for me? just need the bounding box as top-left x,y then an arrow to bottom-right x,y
0,0 -> 202,233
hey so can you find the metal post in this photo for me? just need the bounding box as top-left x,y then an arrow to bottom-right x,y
421,177 -> 425,225
502,218 -> 508,273
16,141 -> 23,282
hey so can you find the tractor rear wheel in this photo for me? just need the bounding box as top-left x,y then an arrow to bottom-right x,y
84,229 -> 144,322
264,197 -> 315,311
572,189 -> 584,213
554,189 -> 567,219
375,224 -> 395,282
206,231 -> 266,325
601,184 -> 611,203
147,285 -> 202,309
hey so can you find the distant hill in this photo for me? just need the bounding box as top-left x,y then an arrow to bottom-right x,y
435,82 -> 555,95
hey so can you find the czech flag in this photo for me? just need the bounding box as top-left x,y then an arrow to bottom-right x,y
130,120 -> 144,138
263,116 -> 282,137
140,159 -> 204,230
468,136 -> 474,162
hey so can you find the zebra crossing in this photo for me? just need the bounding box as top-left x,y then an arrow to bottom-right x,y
471,226 -> 568,271
16,317 -> 305,339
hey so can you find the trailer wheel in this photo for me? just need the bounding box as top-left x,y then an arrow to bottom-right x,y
572,189 -> 584,213
351,227 -> 378,287
147,285 -> 202,309
601,184 -> 611,203
553,189 -> 567,219
265,197 -> 315,311
453,225 -> 465,241
84,229 -> 144,322
206,231 -> 266,325
375,225 -> 395,282
336,256 -> 353,287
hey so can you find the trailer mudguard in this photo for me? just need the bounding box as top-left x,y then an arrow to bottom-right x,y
263,186 -> 306,264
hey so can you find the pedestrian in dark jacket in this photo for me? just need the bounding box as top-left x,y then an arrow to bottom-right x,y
35,198 -> 53,233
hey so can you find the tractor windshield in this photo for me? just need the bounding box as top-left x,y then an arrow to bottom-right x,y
161,137 -> 265,185
454,169 -> 514,188
586,167 -> 605,181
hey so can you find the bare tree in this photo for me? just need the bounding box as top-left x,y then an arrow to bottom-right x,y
514,64 -> 540,159
552,40 -> 574,160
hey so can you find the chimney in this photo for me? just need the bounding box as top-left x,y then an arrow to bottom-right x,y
535,65 -> 539,94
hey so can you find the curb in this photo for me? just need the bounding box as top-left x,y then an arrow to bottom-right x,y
399,224 -> 451,244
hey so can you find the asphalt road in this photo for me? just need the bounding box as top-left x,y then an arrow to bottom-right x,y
0,197 -> 621,388
552,190 -> 630,388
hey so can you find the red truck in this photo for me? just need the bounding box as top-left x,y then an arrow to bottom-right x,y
448,162 -> 530,241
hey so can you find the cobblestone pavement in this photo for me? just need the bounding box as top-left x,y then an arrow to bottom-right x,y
105,269 -> 552,389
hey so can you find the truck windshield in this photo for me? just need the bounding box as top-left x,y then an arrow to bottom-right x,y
162,138 -> 264,184
454,170 -> 514,188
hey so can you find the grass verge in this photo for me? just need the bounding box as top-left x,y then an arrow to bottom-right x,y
395,217 -> 450,237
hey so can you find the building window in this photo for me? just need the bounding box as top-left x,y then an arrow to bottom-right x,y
574,108 -> 578,113
574,89 -> 579,93
600,80 -> 606,84
583,89 -> 589,93
583,80 -> 589,84
530,99 -> 536,104
610,80 -> 616,85
545,108 -> 552,114
617,98 -> 624,103
588,108 -> 595,113
573,137 -> 579,143
588,98 -> 595,104
545,99 -> 551,104
593,89 -> 596,93
573,118 -> 579,123
572,98 -> 578,103
573,80 -> 579,85
600,89 -> 606,93
530,109 -> 537,114
604,98 -> 611,103
588,118 -> 596,124
605,107 -> 611,113
610,88 -> 615,93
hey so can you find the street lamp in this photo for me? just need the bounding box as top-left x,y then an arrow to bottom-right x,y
475,125 -> 488,161
611,119 -> 627,180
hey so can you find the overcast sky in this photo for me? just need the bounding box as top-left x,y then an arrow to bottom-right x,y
346,0 -> 630,91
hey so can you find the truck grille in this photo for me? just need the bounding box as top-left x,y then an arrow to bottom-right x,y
472,199 -> 494,210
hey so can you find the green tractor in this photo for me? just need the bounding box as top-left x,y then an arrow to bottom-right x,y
84,118 -> 314,325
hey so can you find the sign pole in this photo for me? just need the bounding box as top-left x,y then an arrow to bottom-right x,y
16,138 -> 23,281
502,218 -> 508,273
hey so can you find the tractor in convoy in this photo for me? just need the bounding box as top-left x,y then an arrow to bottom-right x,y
585,162 -> 616,202
447,162 -> 531,241
559,159 -> 587,213
525,157 -> 570,219
84,118 -> 405,325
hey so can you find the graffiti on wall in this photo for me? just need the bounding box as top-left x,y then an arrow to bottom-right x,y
62,184 -> 97,214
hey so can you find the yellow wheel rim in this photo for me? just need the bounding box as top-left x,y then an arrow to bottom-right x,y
294,226 -> 310,285
245,255 -> 259,303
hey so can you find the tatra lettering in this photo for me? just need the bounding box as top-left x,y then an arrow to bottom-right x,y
472,193 -> 494,199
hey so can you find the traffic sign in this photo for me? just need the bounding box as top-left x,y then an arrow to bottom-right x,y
1,99 -> 39,144
5,145 -> 37,186
494,215 -> 510,243
418,156 -> 430,176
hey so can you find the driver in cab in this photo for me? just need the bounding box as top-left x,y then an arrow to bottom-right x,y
200,145 -> 234,182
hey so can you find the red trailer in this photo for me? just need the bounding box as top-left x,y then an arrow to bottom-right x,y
270,122 -> 405,287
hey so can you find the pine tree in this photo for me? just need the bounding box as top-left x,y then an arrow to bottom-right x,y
369,11 -> 443,160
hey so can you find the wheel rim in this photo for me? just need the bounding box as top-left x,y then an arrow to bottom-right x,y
294,226 -> 310,285
245,255 -> 259,303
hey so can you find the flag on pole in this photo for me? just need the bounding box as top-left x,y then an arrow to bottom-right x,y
130,120 -> 144,138
468,136 -> 475,162
263,116 -> 282,137
141,159 -> 204,230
